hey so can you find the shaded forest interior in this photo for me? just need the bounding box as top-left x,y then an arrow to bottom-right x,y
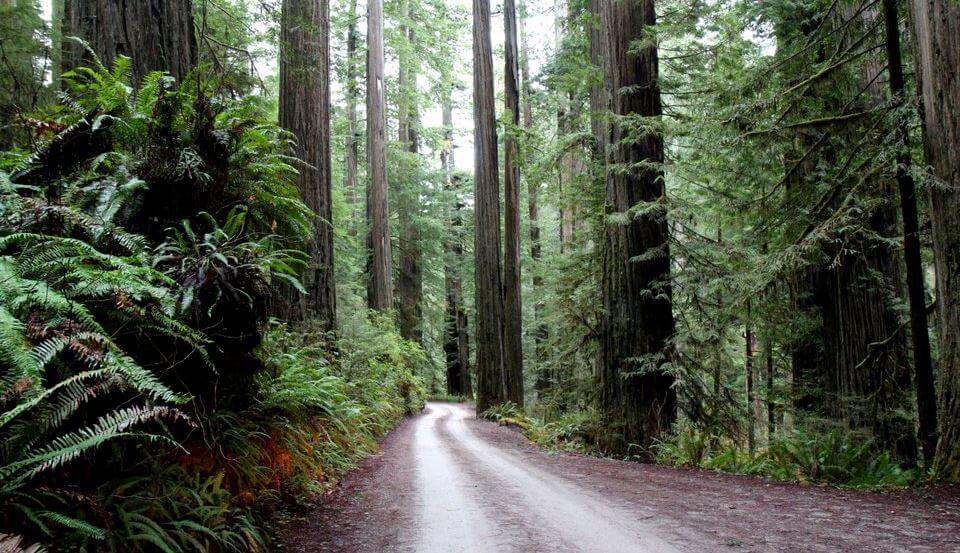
2,0 -> 960,550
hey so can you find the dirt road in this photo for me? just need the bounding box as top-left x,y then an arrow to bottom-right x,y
282,402 -> 960,552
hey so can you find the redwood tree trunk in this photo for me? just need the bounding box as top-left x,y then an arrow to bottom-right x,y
397,9 -> 423,344
366,0 -> 393,312
442,96 -> 471,397
746,302 -> 756,454
782,9 -> 914,464
910,0 -> 960,481
63,0 -> 196,83
591,0 -> 676,455
556,1 -> 584,254
881,0 -> 937,465
520,0 -> 549,395
278,0 -> 336,330
473,0 -> 507,413
344,0 -> 360,233
502,0 -> 524,407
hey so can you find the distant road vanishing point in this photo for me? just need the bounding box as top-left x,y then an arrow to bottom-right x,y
283,402 -> 960,553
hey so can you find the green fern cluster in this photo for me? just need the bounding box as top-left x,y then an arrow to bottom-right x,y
0,49 -> 417,552
652,420 -> 919,489
4,40 -> 309,253
0,52 -> 314,549
99,465 -> 266,553
155,208 -> 308,320
0,226 -> 197,545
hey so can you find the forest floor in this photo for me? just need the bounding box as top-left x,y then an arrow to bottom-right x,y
279,402 -> 960,552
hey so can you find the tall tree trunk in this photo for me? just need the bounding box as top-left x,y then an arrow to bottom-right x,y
591,0 -> 676,455
784,9 -> 914,463
397,7 -> 423,344
559,1 -> 587,253
366,0 -> 393,312
520,0 -> 549,396
746,302 -> 756,454
445,98 -> 472,397
502,0 -> 524,407
278,0 -> 337,330
766,338 -> 775,441
344,0 -> 360,235
51,0 -> 63,84
713,227 -> 723,401
473,0 -> 507,413
440,106 -> 472,396
442,95 -> 472,397
881,0 -> 937,466
63,0 -> 196,84
558,92 -> 584,253
909,0 -> 960,481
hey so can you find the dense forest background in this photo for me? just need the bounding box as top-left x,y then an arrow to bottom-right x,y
1,0 -> 960,550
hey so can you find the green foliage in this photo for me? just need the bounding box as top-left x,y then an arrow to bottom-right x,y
428,393 -> 472,403
53,52 -> 311,244
1,10 -> 439,549
100,466 -> 266,553
481,402 -> 531,429
0,0 -> 48,147
334,311 -> 429,418
482,404 -> 601,455
0,210 -> 195,544
154,208 -> 308,321
189,319 -> 427,512
653,422 -> 919,490
764,427 -> 918,489
525,411 -> 601,453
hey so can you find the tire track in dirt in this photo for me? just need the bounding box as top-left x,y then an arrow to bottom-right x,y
282,402 -> 960,552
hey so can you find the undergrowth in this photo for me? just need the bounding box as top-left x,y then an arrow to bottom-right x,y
483,403 -> 918,490
0,55 -> 427,551
481,404 -> 600,454
653,421 -> 923,490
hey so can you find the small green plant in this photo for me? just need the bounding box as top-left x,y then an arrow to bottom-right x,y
652,421 -> 718,468
653,421 -> 919,489
102,465 -> 266,552
481,402 -> 531,430
765,427 -> 917,488
523,411 -> 600,453
154,208 -> 309,319
428,393 -> 472,403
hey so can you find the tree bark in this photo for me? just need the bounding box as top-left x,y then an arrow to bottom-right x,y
278,0 -> 336,330
366,0 -> 393,312
50,0 -> 64,84
441,97 -> 472,397
909,0 -> 960,481
473,0 -> 507,413
397,4 -> 423,344
591,0 -> 676,455
558,92 -> 584,253
344,0 -> 360,234
444,131 -> 470,396
63,0 -> 196,84
746,302 -> 756,454
502,0 -> 524,407
520,0 -> 549,396
556,1 -> 586,254
766,338 -> 775,441
783,9 -> 914,463
881,0 -> 937,466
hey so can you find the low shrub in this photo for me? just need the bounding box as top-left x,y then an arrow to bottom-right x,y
481,404 -> 601,454
654,422 -> 920,489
